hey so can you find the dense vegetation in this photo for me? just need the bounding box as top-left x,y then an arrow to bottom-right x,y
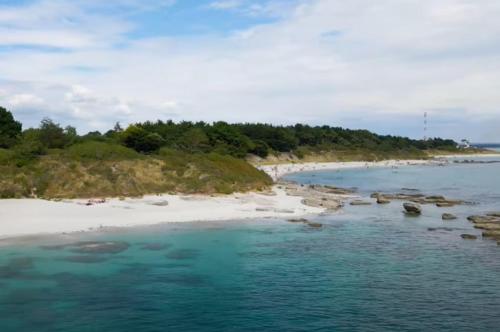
0,106 -> 462,198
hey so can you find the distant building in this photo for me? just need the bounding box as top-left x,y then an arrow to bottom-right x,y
458,139 -> 471,149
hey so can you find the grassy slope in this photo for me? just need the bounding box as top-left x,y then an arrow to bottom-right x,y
0,143 -> 272,199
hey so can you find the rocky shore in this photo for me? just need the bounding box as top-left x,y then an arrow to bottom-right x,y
467,214 -> 500,245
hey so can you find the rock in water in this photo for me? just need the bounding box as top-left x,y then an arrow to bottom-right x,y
350,200 -> 372,206
442,213 -> 457,221
377,197 -> 391,204
287,218 -> 309,223
436,202 -> 455,207
461,234 -> 477,240
403,203 -> 422,215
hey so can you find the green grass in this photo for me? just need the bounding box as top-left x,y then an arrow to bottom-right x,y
0,148 -> 13,165
0,148 -> 272,199
64,141 -> 141,161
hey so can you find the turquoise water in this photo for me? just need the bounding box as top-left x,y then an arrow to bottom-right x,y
1,158 -> 500,331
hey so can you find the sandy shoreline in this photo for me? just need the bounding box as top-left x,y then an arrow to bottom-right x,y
258,159 -> 434,181
1,154 -> 499,240
0,187 -> 327,239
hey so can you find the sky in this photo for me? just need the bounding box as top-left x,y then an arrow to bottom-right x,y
0,0 -> 499,142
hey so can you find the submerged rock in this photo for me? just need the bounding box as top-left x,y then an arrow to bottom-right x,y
428,227 -> 455,232
61,255 -> 108,263
461,234 -> 478,240
70,241 -> 130,254
166,249 -> 200,260
403,203 -> 422,215
141,243 -> 171,251
0,257 -> 34,279
436,202 -> 456,207
287,218 -> 309,223
350,200 -> 372,206
151,200 -> 169,207
442,213 -> 457,221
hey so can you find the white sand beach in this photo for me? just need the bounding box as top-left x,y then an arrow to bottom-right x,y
258,159 -> 435,181
0,186 -> 326,239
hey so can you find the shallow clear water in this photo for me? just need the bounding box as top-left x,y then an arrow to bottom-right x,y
1,157 -> 500,331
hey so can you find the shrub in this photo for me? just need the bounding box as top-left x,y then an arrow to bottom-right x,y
65,141 -> 140,161
0,148 -> 13,165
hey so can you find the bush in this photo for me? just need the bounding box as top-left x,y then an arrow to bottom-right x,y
11,129 -> 47,166
65,141 -> 141,161
249,140 -> 270,158
0,148 -> 13,165
121,125 -> 165,153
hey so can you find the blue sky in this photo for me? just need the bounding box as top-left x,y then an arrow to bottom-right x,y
1,0 -> 500,142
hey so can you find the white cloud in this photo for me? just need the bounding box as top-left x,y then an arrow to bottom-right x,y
208,0 -> 243,10
1,0 -> 500,141
7,94 -> 45,108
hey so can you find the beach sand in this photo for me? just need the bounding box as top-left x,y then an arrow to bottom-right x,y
257,159 -> 435,181
0,186 -> 325,239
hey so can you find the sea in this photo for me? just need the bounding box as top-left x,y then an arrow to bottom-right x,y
1,155 -> 500,331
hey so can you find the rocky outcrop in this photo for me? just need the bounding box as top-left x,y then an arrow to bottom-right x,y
377,197 -> 391,204
466,214 -> 500,244
371,192 -> 469,206
283,182 -> 346,212
461,234 -> 478,240
442,213 -> 457,220
403,202 -> 422,215
301,197 -> 343,210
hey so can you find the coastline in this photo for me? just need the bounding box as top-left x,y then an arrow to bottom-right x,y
258,159 -> 434,181
0,186 -> 325,240
2,153 -> 499,240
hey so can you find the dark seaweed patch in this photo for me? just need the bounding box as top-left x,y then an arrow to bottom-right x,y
165,249 -> 200,260
141,243 -> 171,251
0,257 -> 34,279
156,273 -> 205,286
60,255 -> 109,264
69,241 -> 130,254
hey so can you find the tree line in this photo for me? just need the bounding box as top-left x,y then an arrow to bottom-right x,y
0,106 -> 458,162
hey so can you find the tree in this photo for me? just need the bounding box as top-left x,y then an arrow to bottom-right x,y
121,125 -> 164,153
38,118 -> 69,149
249,140 -> 270,158
0,107 -> 22,148
180,128 -> 210,152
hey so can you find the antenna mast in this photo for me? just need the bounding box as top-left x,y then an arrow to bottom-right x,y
423,112 -> 428,141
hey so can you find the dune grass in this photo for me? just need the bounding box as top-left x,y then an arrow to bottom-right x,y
0,143 -> 272,199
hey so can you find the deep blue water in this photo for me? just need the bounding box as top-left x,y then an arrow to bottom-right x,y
1,157 -> 500,331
